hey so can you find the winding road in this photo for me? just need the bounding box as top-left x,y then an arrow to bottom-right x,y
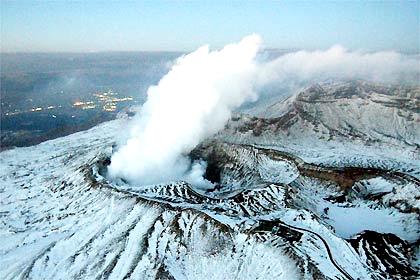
254,219 -> 355,280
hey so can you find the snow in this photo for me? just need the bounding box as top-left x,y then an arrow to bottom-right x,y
326,204 -> 419,242
290,177 -> 420,243
257,155 -> 299,184
0,120 -> 302,280
356,177 -> 396,195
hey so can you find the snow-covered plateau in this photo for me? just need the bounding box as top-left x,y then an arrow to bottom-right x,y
1,81 -> 419,279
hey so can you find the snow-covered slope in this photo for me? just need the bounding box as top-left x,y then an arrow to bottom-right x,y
224,81 -> 420,178
1,81 -> 419,279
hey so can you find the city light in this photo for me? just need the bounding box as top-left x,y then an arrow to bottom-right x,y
3,89 -> 134,116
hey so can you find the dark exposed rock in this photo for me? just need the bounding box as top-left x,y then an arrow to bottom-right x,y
349,231 -> 418,279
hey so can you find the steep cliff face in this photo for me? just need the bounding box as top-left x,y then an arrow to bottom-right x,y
1,81 -> 419,280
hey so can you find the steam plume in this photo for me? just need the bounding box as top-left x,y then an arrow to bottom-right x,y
108,34 -> 262,187
109,35 -> 419,187
259,45 -> 419,86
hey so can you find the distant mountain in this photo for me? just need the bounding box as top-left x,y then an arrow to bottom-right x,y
238,81 -> 419,144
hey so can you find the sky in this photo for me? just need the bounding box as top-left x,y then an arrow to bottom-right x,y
1,1 -> 419,53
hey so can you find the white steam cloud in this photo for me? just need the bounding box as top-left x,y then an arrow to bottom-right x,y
259,45 -> 419,86
109,35 -> 419,187
108,34 -> 262,187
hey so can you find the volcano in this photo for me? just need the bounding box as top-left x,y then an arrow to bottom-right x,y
1,81 -> 419,279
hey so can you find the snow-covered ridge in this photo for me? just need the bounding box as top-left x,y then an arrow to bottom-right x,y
238,81 -> 420,147
223,81 -> 420,177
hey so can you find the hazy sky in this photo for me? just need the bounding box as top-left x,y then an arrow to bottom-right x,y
1,1 -> 419,53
